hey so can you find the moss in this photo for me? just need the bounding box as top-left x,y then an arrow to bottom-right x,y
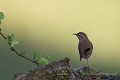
13,58 -> 120,80
29,67 -> 71,80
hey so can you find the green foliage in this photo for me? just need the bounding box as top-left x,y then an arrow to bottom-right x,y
34,51 -> 49,66
0,11 -> 50,67
30,66 -> 71,80
0,12 -> 4,24
40,57 -> 49,64
6,34 -> 19,47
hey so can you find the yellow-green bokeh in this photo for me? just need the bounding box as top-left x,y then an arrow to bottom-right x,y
1,0 -> 120,79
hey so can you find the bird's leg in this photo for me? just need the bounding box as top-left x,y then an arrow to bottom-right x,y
79,60 -> 81,66
80,56 -> 82,65
87,59 -> 88,65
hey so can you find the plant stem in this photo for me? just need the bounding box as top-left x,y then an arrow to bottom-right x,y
0,29 -> 39,67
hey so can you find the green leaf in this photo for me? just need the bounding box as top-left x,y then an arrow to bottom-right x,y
11,40 -> 19,47
34,51 -> 41,60
34,51 -> 50,65
40,57 -> 49,64
0,12 -> 4,20
37,57 -> 49,65
6,34 -> 19,47
6,35 -> 12,43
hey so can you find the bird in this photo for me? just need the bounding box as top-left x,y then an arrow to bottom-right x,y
73,32 -> 93,65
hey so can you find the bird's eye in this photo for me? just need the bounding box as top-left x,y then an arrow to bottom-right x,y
78,34 -> 83,37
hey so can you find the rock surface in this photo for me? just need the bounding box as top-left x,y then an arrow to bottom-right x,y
13,57 -> 120,80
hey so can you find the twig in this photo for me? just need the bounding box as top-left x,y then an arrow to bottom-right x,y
0,28 -> 6,40
0,28 -> 39,66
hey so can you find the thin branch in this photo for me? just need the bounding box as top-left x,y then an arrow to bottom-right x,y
0,30 -> 6,40
0,28 -> 39,66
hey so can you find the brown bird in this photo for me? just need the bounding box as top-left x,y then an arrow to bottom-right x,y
73,32 -> 93,65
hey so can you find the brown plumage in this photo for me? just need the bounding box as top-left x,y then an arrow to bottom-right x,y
73,32 -> 93,65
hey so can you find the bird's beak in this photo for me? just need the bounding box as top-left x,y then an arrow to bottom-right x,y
73,33 -> 77,35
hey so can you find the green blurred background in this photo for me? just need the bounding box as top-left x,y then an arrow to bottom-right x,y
1,0 -> 120,80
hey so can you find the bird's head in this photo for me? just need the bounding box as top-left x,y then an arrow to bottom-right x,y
73,32 -> 88,40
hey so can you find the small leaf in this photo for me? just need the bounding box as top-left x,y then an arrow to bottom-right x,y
6,35 -> 11,41
34,51 -> 41,60
7,35 -> 11,39
37,58 -> 42,64
40,57 -> 49,64
34,51 -> 50,65
6,34 -> 19,47
0,12 -> 4,20
37,57 -> 49,65
10,40 -> 19,47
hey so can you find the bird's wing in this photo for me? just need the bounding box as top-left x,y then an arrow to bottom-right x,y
84,48 -> 91,53
79,40 -> 93,59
